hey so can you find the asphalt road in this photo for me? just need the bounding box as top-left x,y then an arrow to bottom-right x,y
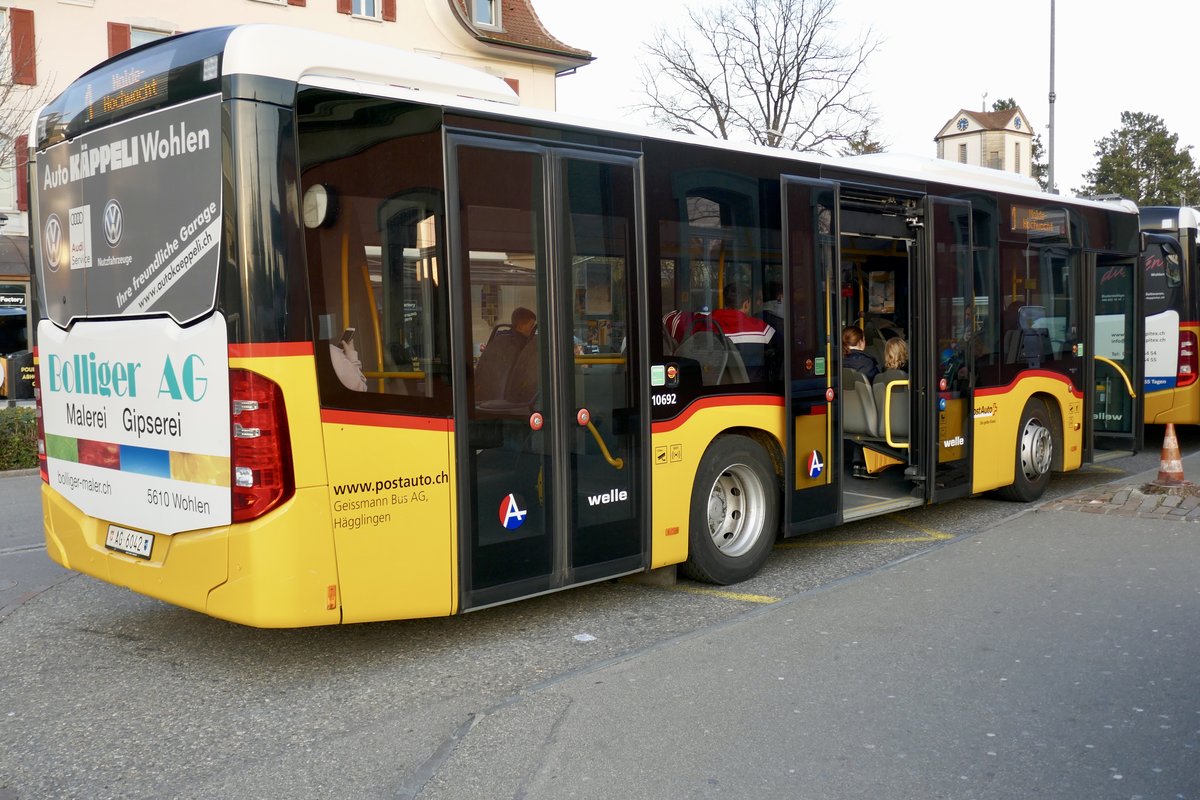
0,428 -> 1196,799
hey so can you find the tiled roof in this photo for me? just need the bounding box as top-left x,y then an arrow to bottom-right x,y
447,0 -> 592,61
941,107 -> 1030,133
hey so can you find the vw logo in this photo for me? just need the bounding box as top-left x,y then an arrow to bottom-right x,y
44,214 -> 63,272
103,199 -> 123,247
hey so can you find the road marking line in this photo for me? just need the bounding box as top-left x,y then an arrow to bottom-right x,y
660,515 -> 952,605
777,513 -> 954,549
668,585 -> 780,604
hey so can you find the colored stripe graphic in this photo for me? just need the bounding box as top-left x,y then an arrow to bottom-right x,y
45,434 -> 229,487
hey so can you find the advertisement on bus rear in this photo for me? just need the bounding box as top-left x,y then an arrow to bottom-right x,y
34,94 -> 222,327
38,314 -> 231,534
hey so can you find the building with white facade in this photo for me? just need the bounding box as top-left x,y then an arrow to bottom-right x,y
935,107 -> 1035,179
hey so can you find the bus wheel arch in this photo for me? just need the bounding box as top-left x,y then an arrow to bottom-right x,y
993,395 -> 1056,502
681,431 -> 781,585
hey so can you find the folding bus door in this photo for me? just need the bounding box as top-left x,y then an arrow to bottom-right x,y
781,176 -> 839,534
1089,253 -> 1143,454
920,197 -> 974,502
449,137 -> 645,611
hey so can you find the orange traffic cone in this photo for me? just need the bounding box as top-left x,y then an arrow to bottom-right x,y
1155,423 -> 1187,486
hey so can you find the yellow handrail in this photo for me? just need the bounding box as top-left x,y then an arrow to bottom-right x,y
1093,355 -> 1136,398
884,379 -> 910,449
586,421 -> 624,470
363,370 -> 425,380
360,262 -> 385,391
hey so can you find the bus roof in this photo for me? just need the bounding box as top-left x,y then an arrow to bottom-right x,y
38,23 -> 1140,220
1140,206 -> 1200,230
221,25 -> 519,106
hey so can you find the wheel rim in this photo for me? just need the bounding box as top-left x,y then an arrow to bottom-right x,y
705,462 -> 767,558
1018,416 -> 1053,482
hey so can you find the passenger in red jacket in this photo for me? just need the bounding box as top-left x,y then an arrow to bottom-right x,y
710,283 -> 776,381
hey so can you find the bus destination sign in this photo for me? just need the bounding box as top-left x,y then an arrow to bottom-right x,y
86,52 -> 172,123
1010,205 -> 1068,238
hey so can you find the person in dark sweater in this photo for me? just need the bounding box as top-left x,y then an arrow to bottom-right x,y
842,325 -> 879,380
842,325 -> 879,479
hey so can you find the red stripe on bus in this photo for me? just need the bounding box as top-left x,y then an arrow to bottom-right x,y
228,342 -> 314,358
651,394 -> 784,433
975,370 -> 1082,399
321,408 -> 454,432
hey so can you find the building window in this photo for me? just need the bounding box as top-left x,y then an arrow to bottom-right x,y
130,27 -> 170,48
958,143 -> 967,164
473,0 -> 500,28
1014,142 -> 1021,173
354,0 -> 380,18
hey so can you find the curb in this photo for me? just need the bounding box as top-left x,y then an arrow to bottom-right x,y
0,468 -> 39,479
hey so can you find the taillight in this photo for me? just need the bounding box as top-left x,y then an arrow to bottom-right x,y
1178,332 -> 1198,388
33,360 -> 47,483
230,369 -> 294,522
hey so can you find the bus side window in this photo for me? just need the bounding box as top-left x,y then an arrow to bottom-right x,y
298,92 -> 452,415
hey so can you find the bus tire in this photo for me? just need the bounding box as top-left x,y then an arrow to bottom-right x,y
994,398 -> 1054,502
681,435 -> 779,585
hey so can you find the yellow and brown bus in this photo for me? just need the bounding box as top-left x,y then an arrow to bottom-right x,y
30,26 -> 1143,627
1139,206 -> 1200,424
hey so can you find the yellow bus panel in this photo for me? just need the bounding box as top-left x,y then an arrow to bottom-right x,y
649,396 -> 785,569
319,414 -> 457,623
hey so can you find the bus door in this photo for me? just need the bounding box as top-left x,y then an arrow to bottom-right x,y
919,197 -> 974,502
1089,251 -> 1143,454
449,138 -> 645,610
781,176 -> 839,534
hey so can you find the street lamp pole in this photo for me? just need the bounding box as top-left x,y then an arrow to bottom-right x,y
1048,0 -> 1057,193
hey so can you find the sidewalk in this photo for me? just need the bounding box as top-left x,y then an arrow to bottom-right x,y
1045,453 -> 1200,521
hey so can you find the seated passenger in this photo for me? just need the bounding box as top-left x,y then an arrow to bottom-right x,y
331,329 -> 367,391
842,325 -> 880,381
882,337 -> 908,374
843,325 -> 879,480
475,307 -> 536,403
710,283 -> 776,380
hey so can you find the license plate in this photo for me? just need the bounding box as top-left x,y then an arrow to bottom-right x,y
105,525 -> 154,560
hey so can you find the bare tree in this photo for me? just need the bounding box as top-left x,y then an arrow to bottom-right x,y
0,12 -> 53,175
637,0 -> 880,154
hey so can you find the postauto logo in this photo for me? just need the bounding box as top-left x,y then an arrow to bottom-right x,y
499,493 -> 527,530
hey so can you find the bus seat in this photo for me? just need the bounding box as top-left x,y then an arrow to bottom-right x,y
1003,327 -> 1051,367
474,324 -> 523,404
841,368 -> 879,438
676,322 -> 749,385
502,336 -> 540,405
872,369 -> 909,444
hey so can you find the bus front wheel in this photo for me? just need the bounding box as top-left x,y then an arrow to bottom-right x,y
682,435 -> 779,584
994,398 -> 1054,502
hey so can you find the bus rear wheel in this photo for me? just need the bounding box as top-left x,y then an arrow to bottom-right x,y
681,435 -> 779,585
994,398 -> 1054,502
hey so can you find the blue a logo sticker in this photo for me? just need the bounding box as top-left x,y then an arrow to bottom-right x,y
499,493 -> 527,530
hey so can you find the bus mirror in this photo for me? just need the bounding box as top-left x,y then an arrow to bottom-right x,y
303,183 -> 337,229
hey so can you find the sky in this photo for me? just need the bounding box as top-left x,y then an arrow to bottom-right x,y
532,0 -> 1200,197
